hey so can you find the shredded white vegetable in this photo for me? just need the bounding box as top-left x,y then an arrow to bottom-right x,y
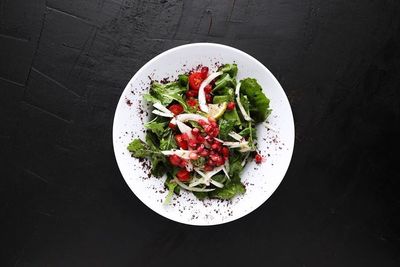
175,113 -> 208,123
235,82 -> 252,121
152,110 -> 174,117
228,131 -> 243,141
161,149 -> 191,159
153,102 -> 174,116
173,178 -> 216,192
198,71 -> 223,113
176,121 -> 193,139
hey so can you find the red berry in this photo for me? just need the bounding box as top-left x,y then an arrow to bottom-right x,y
207,159 -> 216,166
200,66 -> 209,79
197,144 -> 205,152
206,94 -> 213,103
178,159 -> 187,168
199,149 -> 209,157
168,122 -> 176,129
198,119 -> 208,127
189,152 -> 199,160
187,98 -> 198,106
192,128 -> 200,136
189,72 -> 203,91
176,169 -> 191,182
204,164 -> 213,171
227,101 -> 235,110
188,139 -> 197,149
168,104 -> 184,115
221,147 -> 230,157
204,84 -> 212,94
196,135 -> 205,143
255,153 -> 263,164
169,155 -> 181,166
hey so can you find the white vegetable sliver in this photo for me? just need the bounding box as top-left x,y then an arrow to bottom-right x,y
210,179 -> 224,188
174,178 -> 216,192
264,122 -> 278,132
176,121 -> 193,139
222,165 -> 230,180
241,152 -> 250,166
228,131 -> 243,141
235,82 -> 252,121
198,71 -> 223,113
153,102 -> 174,116
185,160 -> 193,172
152,110 -> 174,117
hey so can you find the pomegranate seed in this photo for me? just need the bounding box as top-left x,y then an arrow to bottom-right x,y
204,165 -> 213,171
210,128 -> 219,137
196,135 -> 205,143
200,66 -> 209,79
204,84 -> 212,94
210,154 -> 219,162
192,128 -> 200,136
205,135 -> 214,142
179,159 -> 187,168
186,90 -> 197,98
197,144 -> 205,152
207,159 -> 216,166
168,122 -> 176,129
189,152 -> 199,160
205,125 -> 213,134
221,147 -> 230,157
209,150 -> 216,156
211,143 -> 219,151
176,169 -> 190,182
182,133 -> 190,141
198,119 -> 208,126
169,155 -> 181,166
216,157 -> 225,166
255,153 -> 263,164
199,149 -> 209,157
211,121 -> 218,128
188,139 -> 197,149
206,94 -> 212,103
227,101 -> 235,110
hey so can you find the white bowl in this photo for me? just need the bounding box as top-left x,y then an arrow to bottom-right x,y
113,43 -> 294,226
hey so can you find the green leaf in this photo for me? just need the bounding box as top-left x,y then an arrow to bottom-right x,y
240,78 -> 271,122
209,181 -> 245,200
212,174 -> 227,183
192,156 -> 206,168
228,151 -> 245,177
127,139 -> 151,158
213,88 -> 234,102
160,131 -> 177,150
178,74 -> 188,87
149,82 -> 188,110
164,180 -> 177,205
192,191 -> 208,200
145,119 -> 167,139
219,64 -> 238,78
218,119 -> 236,140
213,74 -> 236,92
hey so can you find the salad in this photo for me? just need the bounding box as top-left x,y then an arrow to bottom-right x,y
127,64 -> 271,203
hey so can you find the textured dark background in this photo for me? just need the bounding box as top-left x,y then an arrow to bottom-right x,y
1,0 -> 399,266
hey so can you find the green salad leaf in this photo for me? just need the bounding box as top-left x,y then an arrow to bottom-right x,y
218,119 -> 236,140
145,118 -> 167,139
209,181 -> 246,199
240,78 -> 271,122
219,63 -> 238,78
213,73 -> 236,92
127,139 -> 152,158
164,180 -> 177,205
160,131 -> 177,150
145,82 -> 188,110
178,74 -> 188,87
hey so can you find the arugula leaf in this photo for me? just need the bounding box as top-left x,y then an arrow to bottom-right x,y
209,181 -> 245,199
145,132 -> 168,177
127,139 -> 151,157
147,82 -> 188,110
164,180 -> 177,205
160,131 -> 177,150
145,119 -> 167,139
239,126 -> 257,140
212,174 -> 227,183
219,64 -> 238,78
192,191 -> 208,200
240,78 -> 271,122
218,119 -> 236,140
178,74 -> 188,87
213,74 -> 236,92
229,151 -> 244,178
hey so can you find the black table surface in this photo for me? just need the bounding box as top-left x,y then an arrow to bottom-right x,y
1,0 -> 399,266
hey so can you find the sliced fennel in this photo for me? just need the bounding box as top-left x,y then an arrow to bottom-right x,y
198,71 -> 223,113
235,82 -> 252,121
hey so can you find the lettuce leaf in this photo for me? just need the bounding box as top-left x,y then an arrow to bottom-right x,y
218,119 -> 236,140
240,78 -> 271,122
145,120 -> 167,139
209,181 -> 245,199
219,64 -> 238,78
145,82 -> 188,110
213,74 -> 236,92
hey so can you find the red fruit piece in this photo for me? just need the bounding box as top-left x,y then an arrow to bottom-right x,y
176,169 -> 191,182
